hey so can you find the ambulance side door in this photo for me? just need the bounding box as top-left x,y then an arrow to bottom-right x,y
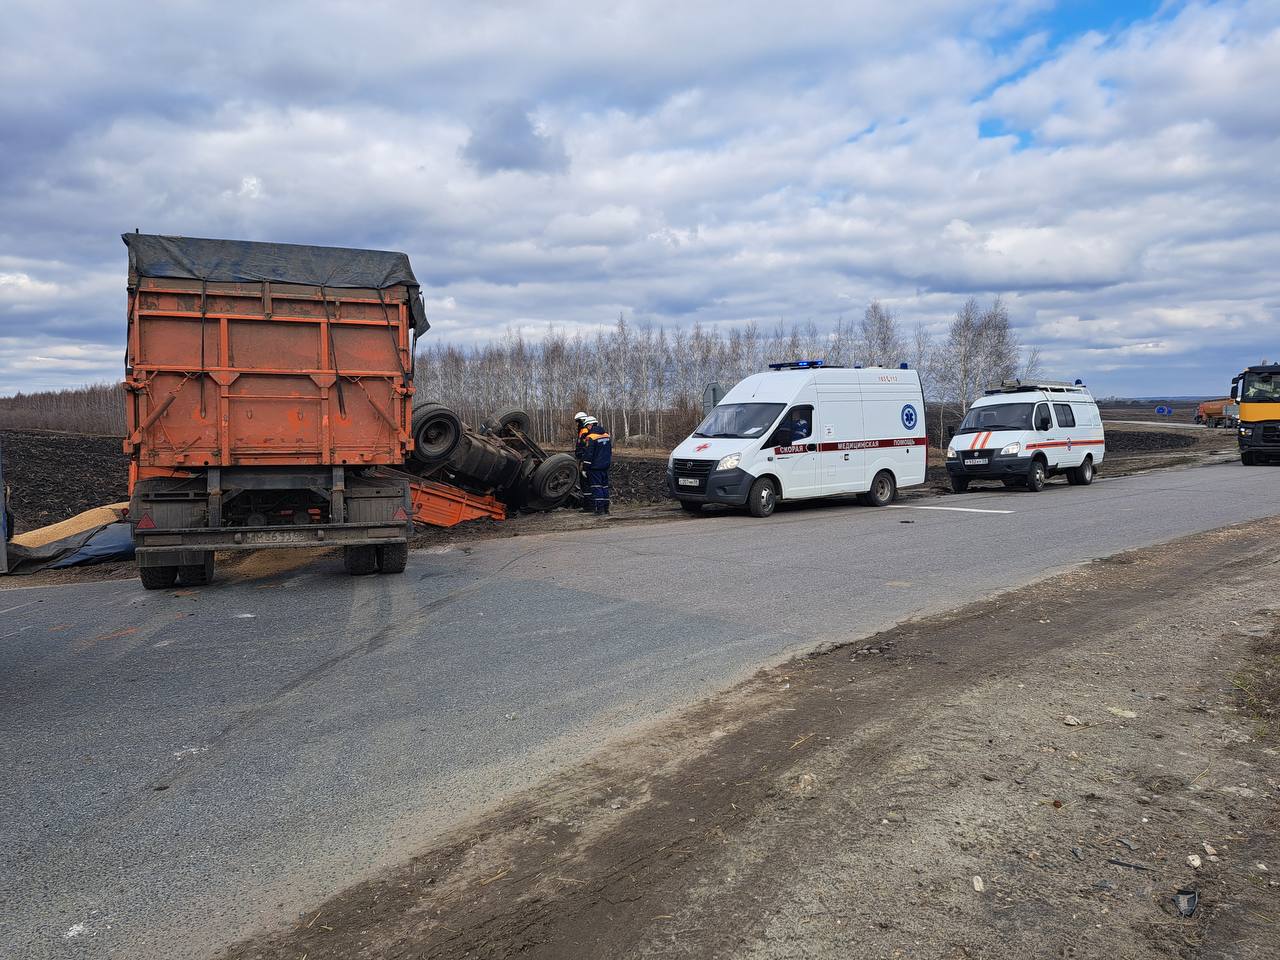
766,404 -> 819,498
819,394 -> 865,494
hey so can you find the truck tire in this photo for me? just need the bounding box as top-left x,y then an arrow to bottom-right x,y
410,404 -> 463,464
179,552 -> 215,585
747,477 -> 777,518
530,454 -> 579,504
343,545 -> 378,575
376,542 -> 409,574
1066,457 -> 1095,486
1025,458 -> 1047,492
483,407 -> 532,436
139,565 -> 178,590
860,470 -> 896,507
951,476 -> 970,493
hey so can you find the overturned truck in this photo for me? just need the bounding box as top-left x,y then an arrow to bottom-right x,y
123,234 -> 577,590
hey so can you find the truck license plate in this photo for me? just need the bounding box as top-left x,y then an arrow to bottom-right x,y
678,477 -> 699,486
249,529 -> 302,543
966,457 -> 989,465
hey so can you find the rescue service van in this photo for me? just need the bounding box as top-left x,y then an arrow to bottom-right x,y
946,379 -> 1105,493
668,360 -> 926,517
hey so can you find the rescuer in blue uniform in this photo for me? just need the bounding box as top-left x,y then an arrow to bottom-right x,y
580,417 -> 613,515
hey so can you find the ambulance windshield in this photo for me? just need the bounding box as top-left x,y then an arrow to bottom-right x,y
693,403 -> 786,439
957,402 -> 1034,434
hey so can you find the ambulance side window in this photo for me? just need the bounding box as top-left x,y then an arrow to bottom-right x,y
1034,403 -> 1052,431
1053,404 -> 1076,428
767,405 -> 814,446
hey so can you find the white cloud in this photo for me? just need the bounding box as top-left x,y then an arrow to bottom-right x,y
0,0 -> 1277,396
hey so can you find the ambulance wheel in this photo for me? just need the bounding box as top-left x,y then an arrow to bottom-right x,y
680,500 -> 703,513
1025,458 -> 1047,492
343,545 -> 378,575
747,478 -> 777,518
951,476 -> 970,493
862,470 -> 897,507
376,542 -> 409,574
139,565 -> 178,590
1067,457 -> 1095,486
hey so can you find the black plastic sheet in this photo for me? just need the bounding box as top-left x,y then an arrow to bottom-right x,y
123,233 -> 428,333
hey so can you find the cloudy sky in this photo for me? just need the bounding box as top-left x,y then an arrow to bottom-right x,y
1,0 -> 1276,398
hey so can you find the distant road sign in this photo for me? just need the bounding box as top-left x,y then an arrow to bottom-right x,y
1154,405 -> 1174,416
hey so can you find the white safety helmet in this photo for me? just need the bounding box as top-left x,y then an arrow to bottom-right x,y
573,410 -> 588,421
581,416 -> 599,427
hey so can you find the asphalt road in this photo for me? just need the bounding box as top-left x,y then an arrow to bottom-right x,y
4,461 -> 1280,959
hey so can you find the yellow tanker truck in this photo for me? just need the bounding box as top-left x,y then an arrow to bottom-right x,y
1231,363 -> 1280,465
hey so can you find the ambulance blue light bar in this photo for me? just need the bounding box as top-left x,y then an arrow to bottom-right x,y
768,359 -> 825,370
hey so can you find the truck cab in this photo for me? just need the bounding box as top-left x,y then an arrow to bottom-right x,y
946,379 -> 1104,493
1232,364 -> 1280,464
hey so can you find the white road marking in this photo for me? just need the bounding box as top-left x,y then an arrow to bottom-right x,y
888,504 -> 1014,515
0,599 -> 38,615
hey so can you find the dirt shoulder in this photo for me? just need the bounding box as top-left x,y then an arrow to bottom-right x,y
223,517 -> 1280,960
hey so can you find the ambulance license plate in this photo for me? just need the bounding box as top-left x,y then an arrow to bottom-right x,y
966,457 -> 989,465
678,477 -> 699,486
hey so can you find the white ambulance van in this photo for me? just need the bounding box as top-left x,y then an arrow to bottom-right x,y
668,360 -> 927,517
946,379 -> 1105,493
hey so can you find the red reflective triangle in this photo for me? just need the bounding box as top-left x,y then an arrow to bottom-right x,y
136,513 -> 157,530
392,506 -> 410,521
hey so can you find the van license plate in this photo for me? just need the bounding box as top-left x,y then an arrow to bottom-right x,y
678,477 -> 699,487
966,457 -> 989,465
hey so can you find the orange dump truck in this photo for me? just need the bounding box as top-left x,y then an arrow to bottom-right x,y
123,233 -> 426,589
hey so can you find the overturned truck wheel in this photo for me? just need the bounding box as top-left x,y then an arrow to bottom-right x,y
483,407 -> 532,436
523,453 -> 580,511
410,404 -> 463,464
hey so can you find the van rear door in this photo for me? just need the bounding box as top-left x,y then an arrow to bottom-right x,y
765,404 -> 819,498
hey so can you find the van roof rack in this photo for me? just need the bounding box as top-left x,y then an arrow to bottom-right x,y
984,378 -> 1090,395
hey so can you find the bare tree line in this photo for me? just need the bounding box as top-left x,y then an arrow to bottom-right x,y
416,297 -> 1042,447
0,298 -> 1041,446
0,383 -> 125,435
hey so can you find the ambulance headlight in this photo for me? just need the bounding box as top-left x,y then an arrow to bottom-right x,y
667,452 -> 675,468
946,445 -> 957,460
1000,442 -> 1022,455
715,453 -> 741,472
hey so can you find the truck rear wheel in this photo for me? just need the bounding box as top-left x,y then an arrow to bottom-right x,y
376,542 -> 409,574
343,545 -> 378,575
139,565 -> 178,590
179,552 -> 215,585
747,478 -> 777,518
